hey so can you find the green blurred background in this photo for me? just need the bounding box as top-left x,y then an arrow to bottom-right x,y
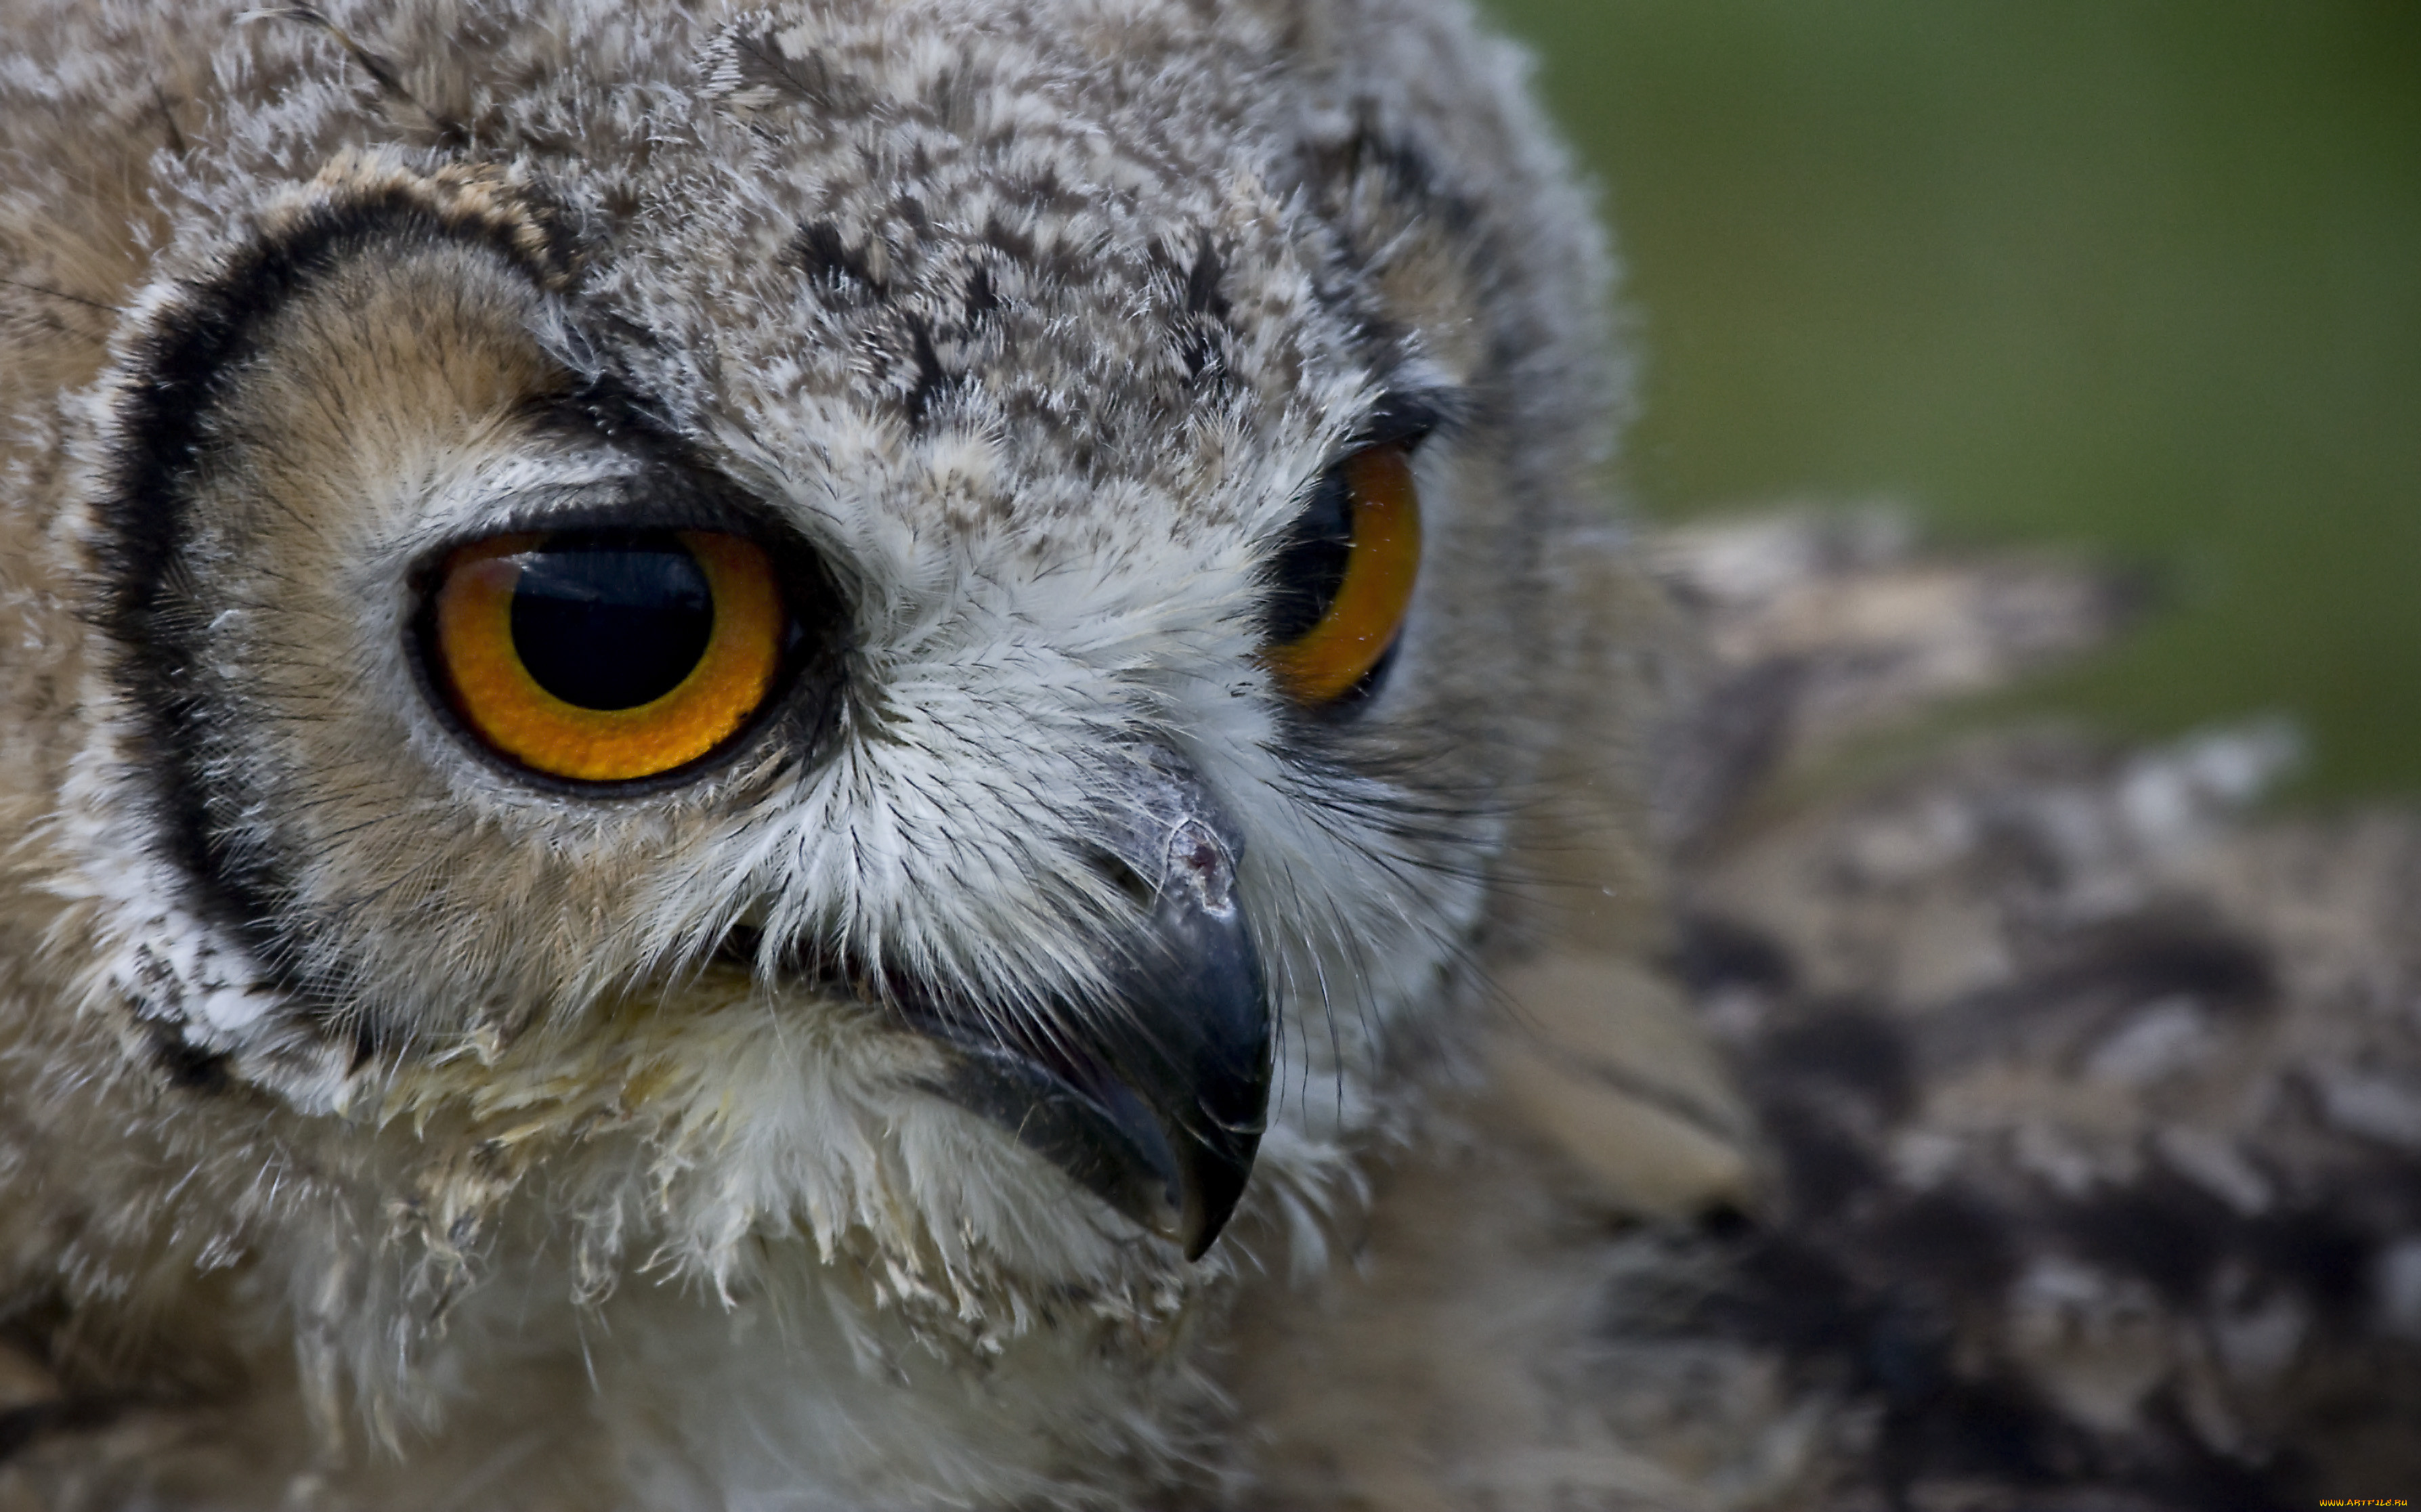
1484,0 -> 2421,799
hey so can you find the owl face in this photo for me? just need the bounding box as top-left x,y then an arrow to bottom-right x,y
40,0 -> 1606,1312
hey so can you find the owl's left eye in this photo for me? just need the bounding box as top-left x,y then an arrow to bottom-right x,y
425,528 -> 788,783
1262,443 -> 1423,706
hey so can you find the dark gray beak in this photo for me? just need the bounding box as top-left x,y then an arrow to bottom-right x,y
913,756 -> 1272,1259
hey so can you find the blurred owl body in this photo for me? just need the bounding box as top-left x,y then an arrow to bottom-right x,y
0,0 -> 1623,1505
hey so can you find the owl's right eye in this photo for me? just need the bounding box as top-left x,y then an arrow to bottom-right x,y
425,528 -> 788,783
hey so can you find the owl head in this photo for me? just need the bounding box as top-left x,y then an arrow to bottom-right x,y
27,0 -> 1616,1354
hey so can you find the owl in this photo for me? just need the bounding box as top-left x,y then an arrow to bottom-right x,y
0,0 -> 1687,1506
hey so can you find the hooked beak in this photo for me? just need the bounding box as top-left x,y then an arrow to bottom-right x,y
910,756 -> 1272,1260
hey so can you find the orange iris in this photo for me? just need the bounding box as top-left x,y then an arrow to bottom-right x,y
1264,446 -> 1423,705
431,530 -> 784,783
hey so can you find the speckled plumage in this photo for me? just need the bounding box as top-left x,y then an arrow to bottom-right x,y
0,1 -> 1638,1506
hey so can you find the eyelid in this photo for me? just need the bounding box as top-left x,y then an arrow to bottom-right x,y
1350,392 -> 1449,454
423,497 -> 769,562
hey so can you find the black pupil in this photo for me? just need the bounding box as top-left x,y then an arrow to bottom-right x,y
1266,466 -> 1354,644
510,532 -> 714,710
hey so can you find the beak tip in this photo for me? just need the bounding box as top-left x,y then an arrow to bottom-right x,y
901,750 -> 1275,1263
1178,1169 -> 1249,1261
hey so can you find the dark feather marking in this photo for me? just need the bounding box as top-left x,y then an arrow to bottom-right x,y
261,5 -> 408,95
726,33 -> 878,119
2063,915 -> 2275,1007
260,5 -> 468,147
1669,912 -> 1795,995
1758,1100 -> 1882,1219
981,213 -> 1038,266
2132,1389 -> 2297,1511
1925,911 -> 2277,1071
1686,1217 -> 2286,1511
1872,1373 -> 2080,1512
1163,235 -> 1234,385
143,1022 -> 233,1096
0,1396 -> 124,1465
1183,238 -> 1229,322
2240,1207 -> 2374,1319
963,265 -> 999,321
93,187 -> 574,1014
1758,1006 -> 1915,1122
900,315 -> 959,433
792,219 -> 887,299
1861,1190 -> 2016,1296
1310,114 -> 1482,243
1688,921 -> 2405,1510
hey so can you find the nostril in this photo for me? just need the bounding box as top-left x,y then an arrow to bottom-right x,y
1161,818 -> 1237,916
